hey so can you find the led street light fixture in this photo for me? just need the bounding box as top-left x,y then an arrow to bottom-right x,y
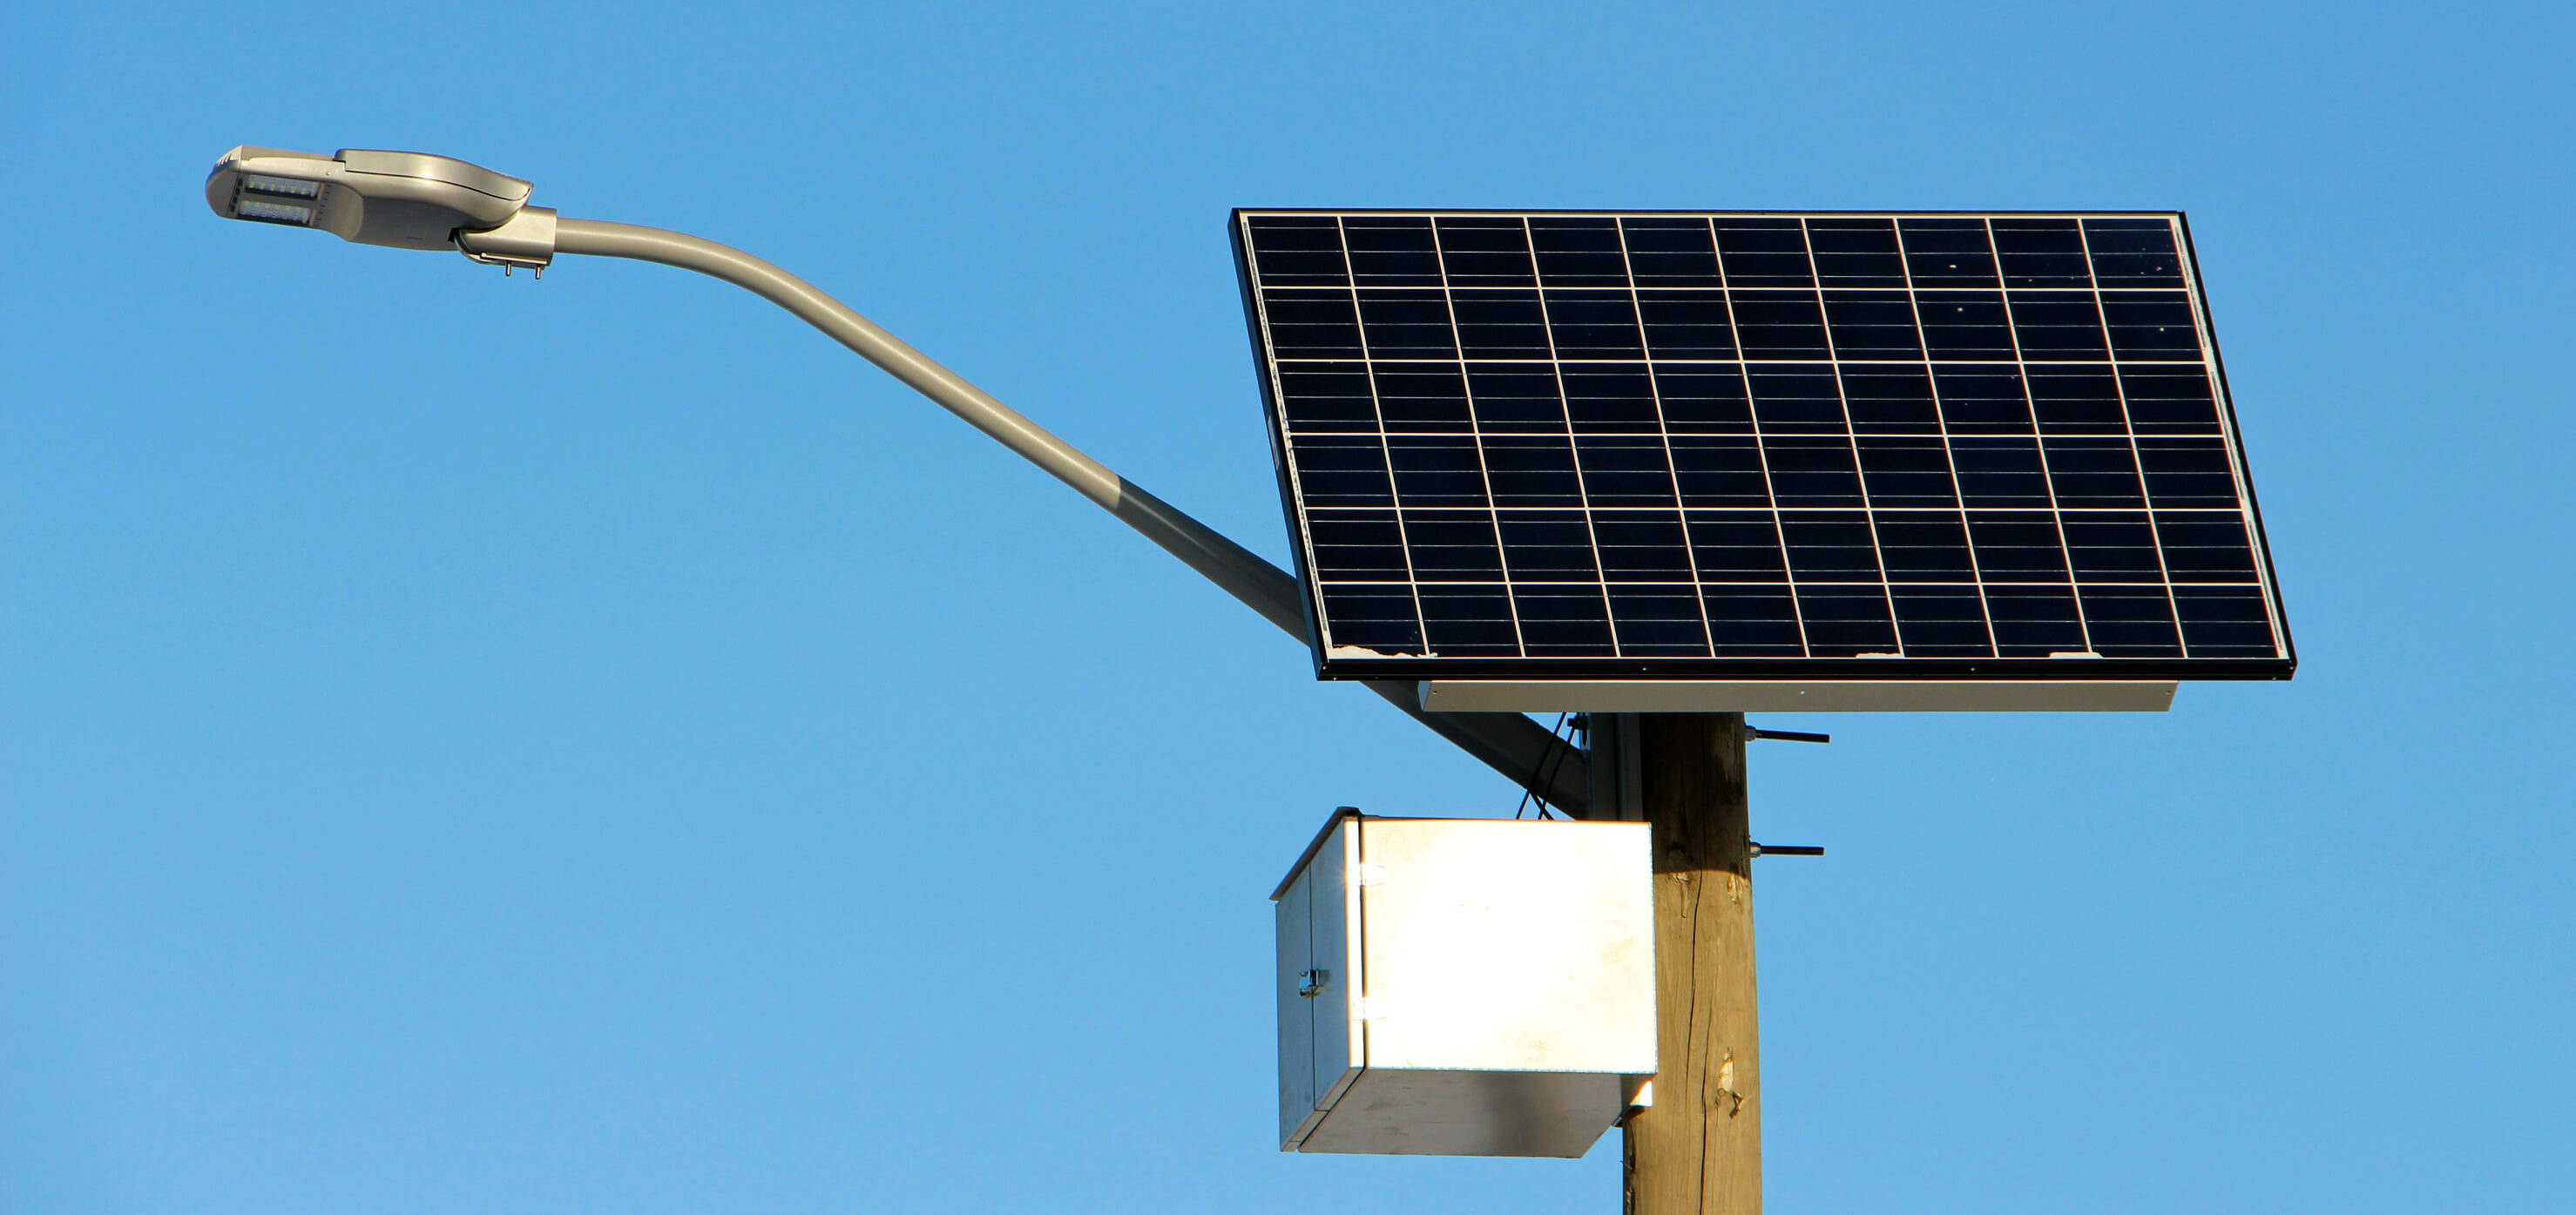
205,146 -> 556,273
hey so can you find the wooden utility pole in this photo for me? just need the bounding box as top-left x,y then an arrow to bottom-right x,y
1622,712 -> 1760,1215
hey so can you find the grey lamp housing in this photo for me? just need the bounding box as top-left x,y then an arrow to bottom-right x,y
206,146 -> 555,273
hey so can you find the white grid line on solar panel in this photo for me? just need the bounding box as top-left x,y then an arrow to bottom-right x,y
1423,213 -> 1529,655
1878,219 -> 2004,652
1269,429 -> 2255,658
2156,220 -> 2291,651
1242,236 -> 1326,650
2067,216 -> 2185,648
1283,496 -> 2262,660
1616,214 -> 1720,654
1962,216 -> 2099,654
1519,213 -> 1626,655
1708,226 -> 1814,654
1301,581 -> 2272,660
1329,215 -> 1432,650
1239,216 -> 2198,295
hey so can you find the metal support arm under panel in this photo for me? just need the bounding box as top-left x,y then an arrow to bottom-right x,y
542,219 -> 1587,813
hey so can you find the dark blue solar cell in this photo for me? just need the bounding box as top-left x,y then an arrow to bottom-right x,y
1891,588 -> 1994,654
1342,216 -> 1444,285
1563,367 -> 1660,433
1573,435 -> 1680,506
1795,585 -> 1899,656
2172,585 -> 2278,657
1372,362 -> 1472,432
1530,217 -> 1631,286
1875,515 -> 1978,581
2153,515 -> 2261,582
1307,510 -> 1409,577
1513,588 -> 1617,653
1387,435 -> 1489,506
1356,289 -> 1457,358
2077,589 -> 2182,655
2102,292 -> 2202,359
1545,289 -> 1646,359
1749,365 -> 1845,429
1730,290 -> 1832,358
1704,585 -> 1806,655
1318,585 -> 1424,653
1822,290 -> 1924,359
1856,435 -> 1961,508
1480,435 -> 1584,507
2061,513 -> 2165,580
1984,584 -> 2087,656
1967,510 -> 2070,578
1715,219 -> 1814,287
2135,438 -> 2239,509
1289,435 -> 1394,505
2008,292 -> 2110,360
1496,510 -> 1601,580
2119,367 -> 2221,433
1276,363 -> 1377,432
1841,364 -> 1940,430
1609,588 -> 1714,655
1620,218 -> 1724,287
1807,219 -> 1909,287
1781,511 -> 1883,579
1402,510 -> 1507,580
1261,289 -> 1366,358
1952,438 -> 2052,508
1654,367 -> 1755,432
1418,586 -> 1522,654
1465,364 -> 1570,431
1594,513 -> 1694,580
2026,366 -> 2127,432
2041,437 -> 2147,508
1991,219 -> 2093,288
1433,217 -> 1537,285
1932,365 -> 2034,432
1669,436 -> 1770,507
1898,219 -> 1998,287
1763,437 -> 1865,507
1686,511 -> 1788,579
2085,219 -> 2186,287
1247,216 -> 1350,286
1637,290 -> 1738,358
1917,290 -> 2017,361
1449,288 -> 1552,358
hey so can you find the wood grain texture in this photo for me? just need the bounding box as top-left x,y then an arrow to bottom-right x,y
1624,712 -> 1759,1215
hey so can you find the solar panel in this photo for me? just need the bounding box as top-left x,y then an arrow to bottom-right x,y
1232,210 -> 2294,684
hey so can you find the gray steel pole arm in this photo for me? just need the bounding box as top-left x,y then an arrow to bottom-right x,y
544,218 -> 1588,813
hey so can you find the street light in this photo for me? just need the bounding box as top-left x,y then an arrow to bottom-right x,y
204,145 -> 1585,811
206,146 -> 555,272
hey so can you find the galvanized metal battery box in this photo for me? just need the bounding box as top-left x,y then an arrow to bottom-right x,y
1271,810 -> 1656,1158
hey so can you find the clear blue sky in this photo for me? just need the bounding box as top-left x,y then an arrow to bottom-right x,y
5,3 -> 2570,1212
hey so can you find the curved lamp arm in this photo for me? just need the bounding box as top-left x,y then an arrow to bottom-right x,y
521,218 -> 1589,813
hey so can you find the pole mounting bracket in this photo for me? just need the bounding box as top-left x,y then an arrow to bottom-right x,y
1749,842 -> 1825,858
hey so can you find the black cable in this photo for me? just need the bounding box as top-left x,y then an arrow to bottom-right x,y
1512,713 -> 1576,820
